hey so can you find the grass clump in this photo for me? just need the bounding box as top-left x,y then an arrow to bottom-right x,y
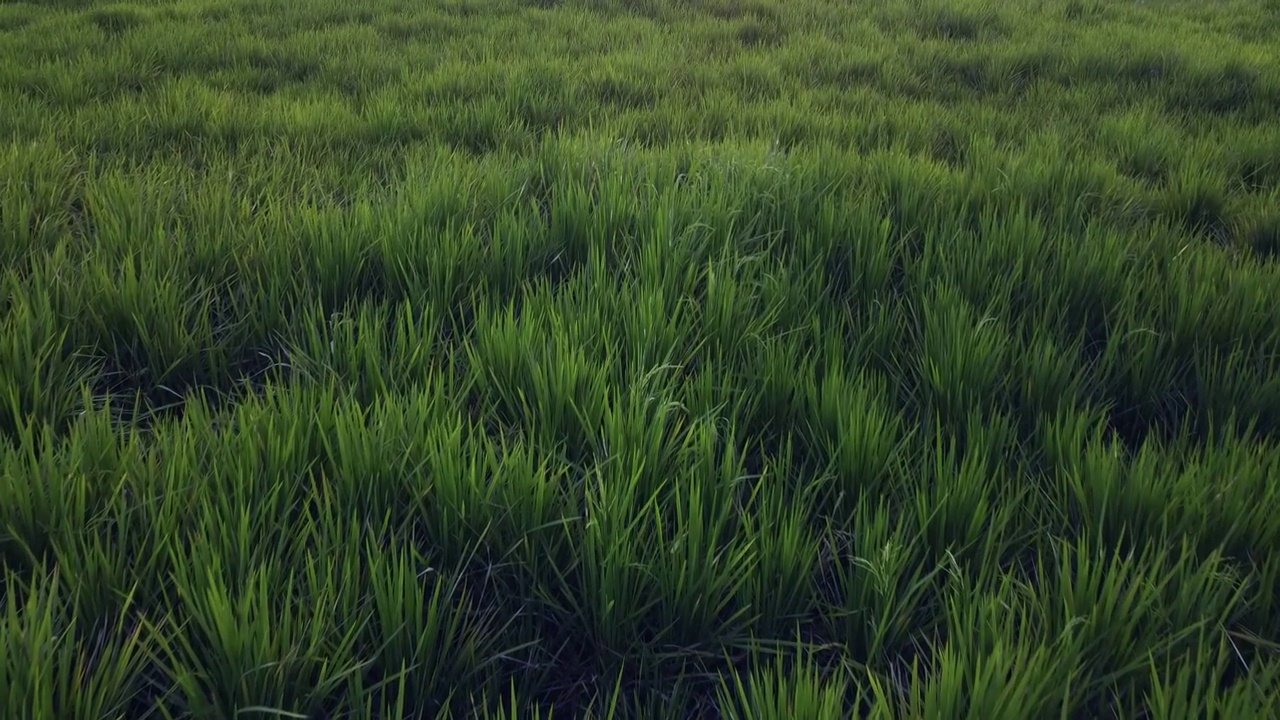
84,4 -> 153,34
1,0 -> 1279,718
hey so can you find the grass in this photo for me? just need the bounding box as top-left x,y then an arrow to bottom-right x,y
1,0 -> 1279,716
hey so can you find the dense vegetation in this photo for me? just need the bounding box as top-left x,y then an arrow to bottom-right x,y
2,0 -> 1279,716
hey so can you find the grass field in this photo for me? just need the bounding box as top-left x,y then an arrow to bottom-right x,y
2,0 -> 1280,716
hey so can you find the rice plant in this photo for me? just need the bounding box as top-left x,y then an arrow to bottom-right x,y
1,0 -> 1278,717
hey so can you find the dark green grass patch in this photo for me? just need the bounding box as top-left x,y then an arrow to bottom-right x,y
1237,208 -> 1280,262
1,0 -> 1279,718
84,3 -> 152,34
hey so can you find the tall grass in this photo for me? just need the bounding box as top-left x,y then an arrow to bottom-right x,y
2,0 -> 1279,716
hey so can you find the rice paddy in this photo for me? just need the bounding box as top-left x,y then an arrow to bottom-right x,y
2,0 -> 1279,716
